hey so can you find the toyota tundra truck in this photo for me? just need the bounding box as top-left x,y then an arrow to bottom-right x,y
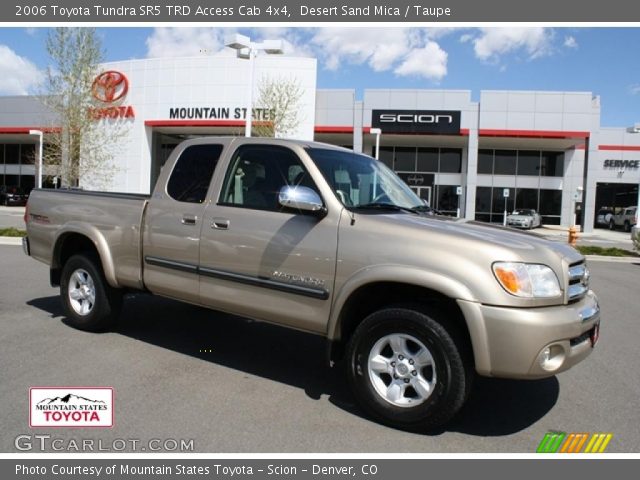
23,137 -> 600,431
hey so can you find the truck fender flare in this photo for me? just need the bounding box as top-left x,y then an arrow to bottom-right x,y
52,223 -> 119,288
327,265 -> 477,342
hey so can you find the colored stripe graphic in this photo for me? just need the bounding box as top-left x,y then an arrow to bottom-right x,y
560,433 -> 589,453
537,432 -> 613,453
584,433 -> 613,453
537,432 -> 566,453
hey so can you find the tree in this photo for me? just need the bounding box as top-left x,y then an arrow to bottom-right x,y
41,28 -> 126,189
252,75 -> 304,138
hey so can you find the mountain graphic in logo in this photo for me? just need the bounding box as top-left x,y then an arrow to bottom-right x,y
37,393 -> 106,406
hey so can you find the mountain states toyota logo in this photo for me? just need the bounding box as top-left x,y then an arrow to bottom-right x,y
92,71 -> 128,103
29,387 -> 113,428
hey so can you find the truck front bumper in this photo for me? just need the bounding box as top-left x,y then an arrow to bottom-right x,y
457,291 -> 600,379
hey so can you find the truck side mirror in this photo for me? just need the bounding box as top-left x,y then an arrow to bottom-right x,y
278,185 -> 326,215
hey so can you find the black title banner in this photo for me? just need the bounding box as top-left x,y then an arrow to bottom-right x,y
3,459 -> 639,480
5,0 -> 640,22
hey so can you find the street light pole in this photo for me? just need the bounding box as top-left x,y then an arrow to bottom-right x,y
370,128 -> 381,159
225,34 -> 284,138
245,47 -> 256,138
29,129 -> 43,189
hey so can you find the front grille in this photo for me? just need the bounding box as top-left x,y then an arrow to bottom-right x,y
567,261 -> 589,303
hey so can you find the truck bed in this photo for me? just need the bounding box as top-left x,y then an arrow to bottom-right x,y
26,188 -> 149,290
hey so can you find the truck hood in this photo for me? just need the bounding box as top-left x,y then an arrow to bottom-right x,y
361,212 -> 583,266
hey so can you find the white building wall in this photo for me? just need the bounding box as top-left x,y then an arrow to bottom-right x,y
479,90 -> 595,132
83,54 -> 317,193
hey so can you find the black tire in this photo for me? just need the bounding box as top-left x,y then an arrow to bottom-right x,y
346,307 -> 472,432
60,254 -> 122,332
624,221 -> 631,232
609,219 -> 615,230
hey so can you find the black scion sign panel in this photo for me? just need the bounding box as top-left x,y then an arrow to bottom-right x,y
372,110 -> 461,134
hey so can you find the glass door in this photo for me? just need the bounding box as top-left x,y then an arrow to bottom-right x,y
411,186 -> 432,206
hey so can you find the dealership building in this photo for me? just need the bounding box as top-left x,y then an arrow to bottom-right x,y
1,52 -> 639,232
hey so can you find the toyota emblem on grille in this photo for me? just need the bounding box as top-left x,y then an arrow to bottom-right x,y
92,70 -> 129,103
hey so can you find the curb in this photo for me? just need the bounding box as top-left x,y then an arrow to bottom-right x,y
584,255 -> 640,263
0,237 -> 23,246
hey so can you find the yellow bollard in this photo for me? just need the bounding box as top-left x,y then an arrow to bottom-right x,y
568,226 -> 579,246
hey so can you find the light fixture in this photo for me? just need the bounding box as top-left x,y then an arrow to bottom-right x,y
225,34 -> 284,137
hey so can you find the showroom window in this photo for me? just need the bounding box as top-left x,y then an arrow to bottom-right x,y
417,148 -> 438,172
478,149 -> 564,178
436,185 -> 460,215
475,186 -> 561,224
372,146 -> 462,174
477,150 -> 493,174
394,147 -> 416,171
378,147 -> 394,169
0,143 -> 38,190
541,151 -> 564,176
4,144 -> 19,164
494,150 -> 517,175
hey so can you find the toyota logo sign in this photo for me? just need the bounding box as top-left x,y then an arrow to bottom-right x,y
92,70 -> 128,103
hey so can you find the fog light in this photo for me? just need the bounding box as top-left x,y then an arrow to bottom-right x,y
538,344 -> 566,372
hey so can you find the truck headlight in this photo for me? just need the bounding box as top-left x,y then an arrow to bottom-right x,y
492,262 -> 561,298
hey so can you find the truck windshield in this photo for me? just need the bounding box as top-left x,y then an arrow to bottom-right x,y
306,148 -> 425,211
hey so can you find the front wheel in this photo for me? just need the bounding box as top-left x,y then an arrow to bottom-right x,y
60,254 -> 122,331
346,307 -> 472,431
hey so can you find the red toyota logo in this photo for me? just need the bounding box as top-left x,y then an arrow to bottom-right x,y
92,70 -> 128,103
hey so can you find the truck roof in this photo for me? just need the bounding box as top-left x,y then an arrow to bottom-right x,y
176,136 -> 356,153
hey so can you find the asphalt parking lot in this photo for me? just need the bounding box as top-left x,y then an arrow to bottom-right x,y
1,245 -> 639,453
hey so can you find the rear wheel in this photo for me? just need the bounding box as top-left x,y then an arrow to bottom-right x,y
346,307 -> 472,431
609,219 -> 615,230
624,221 -> 631,232
60,254 -> 122,331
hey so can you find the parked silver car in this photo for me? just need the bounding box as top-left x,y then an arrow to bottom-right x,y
595,208 -> 614,228
610,206 -> 637,232
507,209 -> 542,229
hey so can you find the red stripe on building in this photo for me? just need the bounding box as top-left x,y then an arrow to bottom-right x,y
315,126 -> 354,134
479,129 -> 590,139
144,120 -> 268,127
362,127 -> 470,136
0,127 -> 60,134
598,145 -> 640,151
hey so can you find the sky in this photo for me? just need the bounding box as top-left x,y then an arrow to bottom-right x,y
0,26 -> 639,128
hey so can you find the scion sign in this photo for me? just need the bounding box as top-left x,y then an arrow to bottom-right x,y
372,109 -> 461,134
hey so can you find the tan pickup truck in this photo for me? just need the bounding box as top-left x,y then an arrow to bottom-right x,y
23,137 -> 600,431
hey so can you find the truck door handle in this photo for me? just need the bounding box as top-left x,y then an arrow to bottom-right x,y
211,218 -> 230,230
181,214 -> 197,225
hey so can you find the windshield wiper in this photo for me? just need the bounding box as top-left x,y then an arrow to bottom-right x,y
352,203 -> 420,215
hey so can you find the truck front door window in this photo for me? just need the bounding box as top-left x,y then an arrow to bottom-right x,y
219,145 -> 320,212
